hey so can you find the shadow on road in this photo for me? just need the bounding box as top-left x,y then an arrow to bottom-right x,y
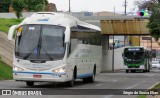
20,80 -> 99,89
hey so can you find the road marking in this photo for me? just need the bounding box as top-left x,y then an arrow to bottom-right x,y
113,80 -> 118,82
125,81 -> 147,89
104,95 -> 114,98
126,83 -> 139,89
96,84 -> 102,86
148,82 -> 159,89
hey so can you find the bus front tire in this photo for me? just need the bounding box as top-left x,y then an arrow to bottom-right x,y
26,81 -> 34,86
143,70 -> 146,73
67,67 -> 77,87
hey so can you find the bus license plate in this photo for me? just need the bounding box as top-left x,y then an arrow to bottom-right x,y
33,75 -> 42,78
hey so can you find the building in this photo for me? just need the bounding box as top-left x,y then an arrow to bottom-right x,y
47,3 -> 57,12
94,11 -> 121,16
140,36 -> 160,59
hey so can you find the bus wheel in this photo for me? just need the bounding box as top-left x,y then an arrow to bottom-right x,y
88,66 -> 96,83
126,70 -> 129,73
143,70 -> 146,73
26,81 -> 34,86
67,67 -> 76,87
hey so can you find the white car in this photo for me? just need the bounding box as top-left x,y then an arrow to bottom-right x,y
152,61 -> 160,69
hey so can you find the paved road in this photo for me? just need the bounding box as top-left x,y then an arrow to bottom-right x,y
0,32 -> 14,66
0,69 -> 160,98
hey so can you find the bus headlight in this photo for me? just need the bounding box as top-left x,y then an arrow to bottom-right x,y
13,66 -> 23,71
52,67 -> 65,73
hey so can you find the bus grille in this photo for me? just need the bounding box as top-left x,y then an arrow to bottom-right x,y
125,61 -> 142,64
128,66 -> 140,68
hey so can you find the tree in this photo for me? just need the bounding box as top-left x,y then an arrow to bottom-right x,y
0,0 -> 11,12
11,0 -> 48,19
23,0 -> 48,11
11,0 -> 25,19
136,0 -> 160,41
147,4 -> 160,41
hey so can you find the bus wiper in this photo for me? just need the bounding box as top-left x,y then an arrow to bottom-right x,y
23,46 -> 39,59
23,50 -> 34,59
24,32 -> 41,59
41,46 -> 54,60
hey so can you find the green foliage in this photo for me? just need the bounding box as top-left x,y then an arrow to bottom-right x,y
137,95 -> 146,98
0,0 -> 11,12
0,18 -> 23,33
11,0 -> 25,19
11,0 -> 48,18
147,4 -> 160,41
0,60 -> 12,80
23,0 -> 48,11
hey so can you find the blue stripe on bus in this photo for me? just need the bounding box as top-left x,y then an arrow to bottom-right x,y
13,71 -> 66,75
13,71 -> 53,74
76,73 -> 93,79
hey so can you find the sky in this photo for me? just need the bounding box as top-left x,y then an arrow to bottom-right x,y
48,0 -> 139,13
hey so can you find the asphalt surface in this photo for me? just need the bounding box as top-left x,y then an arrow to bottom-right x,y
0,69 -> 160,98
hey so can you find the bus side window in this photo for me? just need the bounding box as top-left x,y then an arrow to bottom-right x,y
70,39 -> 78,52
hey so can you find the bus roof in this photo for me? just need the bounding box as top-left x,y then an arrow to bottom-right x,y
19,12 -> 101,32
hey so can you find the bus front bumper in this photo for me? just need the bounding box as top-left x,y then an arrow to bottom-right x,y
124,65 -> 145,70
13,71 -> 70,82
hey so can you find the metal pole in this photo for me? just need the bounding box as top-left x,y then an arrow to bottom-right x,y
69,0 -> 71,12
125,0 -> 127,15
114,6 -> 115,16
112,35 -> 114,72
124,0 -> 127,46
151,36 -> 152,60
139,36 -> 141,46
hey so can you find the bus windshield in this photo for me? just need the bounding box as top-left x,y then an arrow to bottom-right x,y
15,24 -> 66,60
124,51 -> 144,60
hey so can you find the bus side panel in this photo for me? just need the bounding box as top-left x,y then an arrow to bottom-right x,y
67,44 -> 102,79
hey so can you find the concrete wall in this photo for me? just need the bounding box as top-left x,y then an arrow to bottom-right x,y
0,12 -> 34,18
104,47 -> 124,71
102,35 -> 125,72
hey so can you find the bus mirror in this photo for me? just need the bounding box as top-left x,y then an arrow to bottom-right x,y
65,26 -> 70,43
8,25 -> 18,40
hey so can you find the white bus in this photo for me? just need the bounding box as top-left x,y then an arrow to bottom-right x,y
8,12 -> 102,87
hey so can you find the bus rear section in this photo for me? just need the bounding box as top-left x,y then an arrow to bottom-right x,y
122,47 -> 151,73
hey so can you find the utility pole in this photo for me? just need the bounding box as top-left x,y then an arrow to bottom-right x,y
112,35 -> 114,72
114,6 -> 115,16
124,0 -> 127,15
69,0 -> 71,12
124,0 -> 127,46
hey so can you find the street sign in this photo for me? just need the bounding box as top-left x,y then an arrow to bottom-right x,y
142,37 -> 151,40
84,12 -> 93,16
